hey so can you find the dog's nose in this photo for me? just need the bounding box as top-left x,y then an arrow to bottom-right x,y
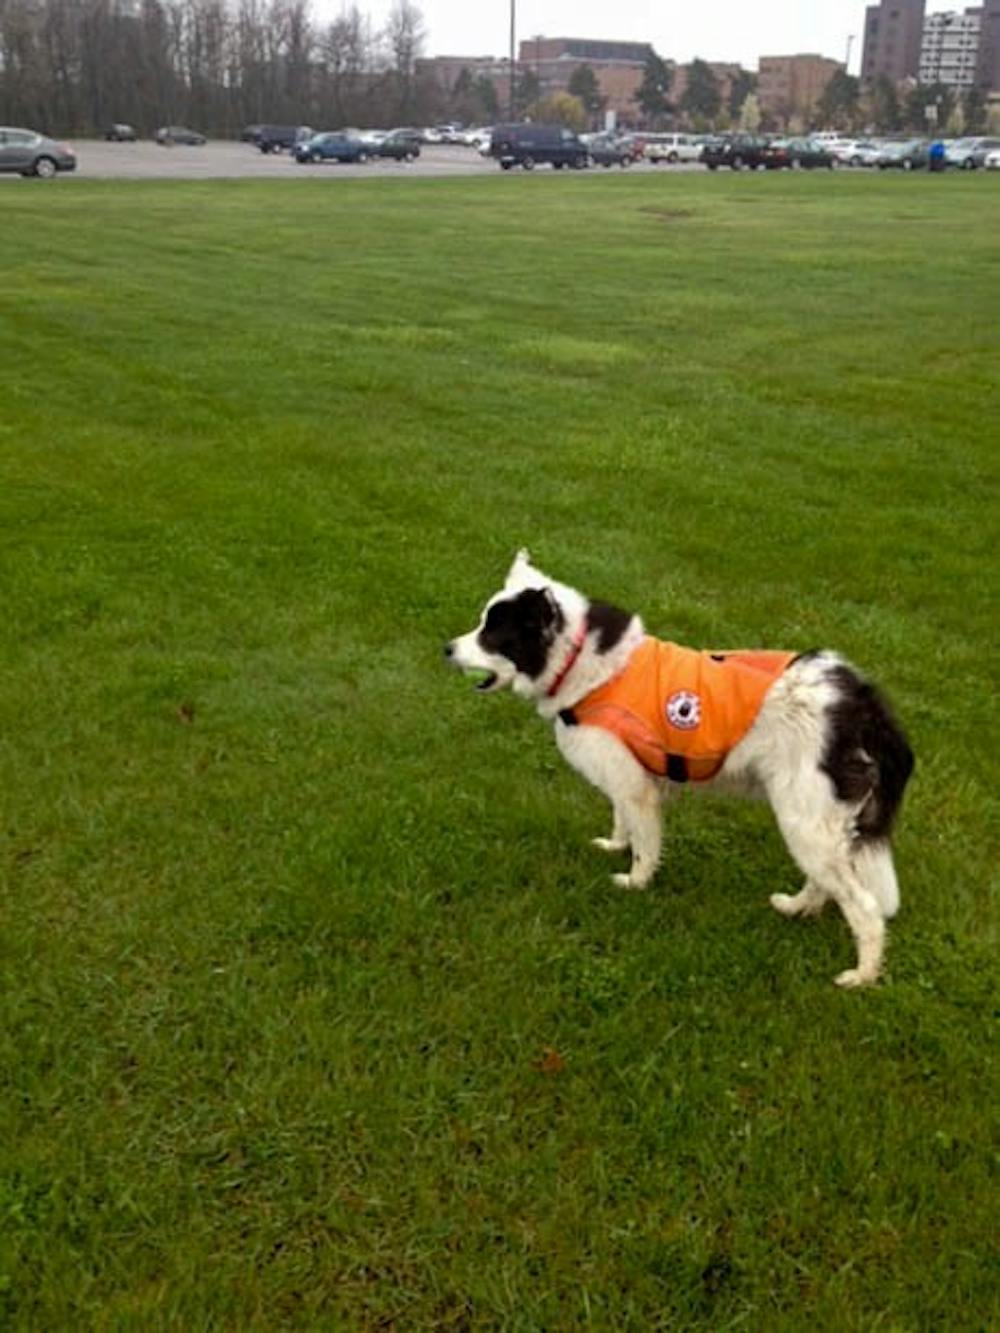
443,642 -> 455,659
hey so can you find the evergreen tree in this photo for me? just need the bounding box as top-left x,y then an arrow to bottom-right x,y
816,69 -> 860,130
513,68 -> 540,117
904,82 -> 953,134
680,59 -> 721,127
567,64 -> 604,124
727,69 -> 757,123
963,86 -> 986,134
868,74 -> 902,132
634,51 -> 673,126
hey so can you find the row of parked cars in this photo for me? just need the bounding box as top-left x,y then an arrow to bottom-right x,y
699,132 -> 1000,171
475,123 -> 1000,172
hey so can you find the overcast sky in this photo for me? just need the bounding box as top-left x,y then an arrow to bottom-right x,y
329,1 -> 957,75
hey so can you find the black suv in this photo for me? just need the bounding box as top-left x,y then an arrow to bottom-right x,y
374,130 -> 421,161
702,135 -> 774,171
490,123 -> 589,171
253,125 -> 312,154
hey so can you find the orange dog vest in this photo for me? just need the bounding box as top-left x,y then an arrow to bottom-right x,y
562,638 -> 797,782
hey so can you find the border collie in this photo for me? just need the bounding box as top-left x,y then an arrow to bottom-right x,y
446,551 -> 914,988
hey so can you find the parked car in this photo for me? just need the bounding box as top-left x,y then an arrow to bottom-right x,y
0,126 -> 76,177
966,137 -> 1000,168
373,129 -> 421,161
242,124 -> 263,142
645,133 -> 702,164
984,146 -> 1000,170
155,126 -> 206,146
831,138 -> 881,167
588,134 -> 632,168
293,132 -> 370,164
875,138 -> 929,170
253,124 -> 312,153
945,135 -> 1000,169
701,135 -> 774,170
767,137 -> 836,169
490,123 -> 588,170
615,134 -> 646,163
105,123 -> 137,142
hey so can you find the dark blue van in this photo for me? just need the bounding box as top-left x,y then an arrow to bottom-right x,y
490,124 -> 589,171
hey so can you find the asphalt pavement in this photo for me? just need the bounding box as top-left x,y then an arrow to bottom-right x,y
5,139 -> 703,181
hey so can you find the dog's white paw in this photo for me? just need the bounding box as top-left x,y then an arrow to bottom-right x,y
593,837 -> 628,854
834,968 -> 878,989
770,889 -> 825,919
612,872 -> 649,891
770,892 -> 799,917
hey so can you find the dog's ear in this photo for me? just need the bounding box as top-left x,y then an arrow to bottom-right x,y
505,548 -> 534,590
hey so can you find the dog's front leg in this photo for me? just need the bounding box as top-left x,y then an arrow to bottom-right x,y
592,804 -> 629,854
556,722 -> 663,889
612,784 -> 662,890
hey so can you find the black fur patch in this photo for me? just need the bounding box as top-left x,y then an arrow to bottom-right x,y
586,600 -> 633,653
478,589 -> 565,679
821,665 -> 914,842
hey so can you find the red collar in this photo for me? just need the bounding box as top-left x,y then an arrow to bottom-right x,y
547,621 -> 588,698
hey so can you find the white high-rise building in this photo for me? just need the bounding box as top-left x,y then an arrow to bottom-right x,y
919,8 -> 983,89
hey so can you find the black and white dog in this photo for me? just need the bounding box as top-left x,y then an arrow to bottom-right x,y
446,551 -> 914,987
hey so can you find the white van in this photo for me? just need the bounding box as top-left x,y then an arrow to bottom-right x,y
644,133 -> 702,164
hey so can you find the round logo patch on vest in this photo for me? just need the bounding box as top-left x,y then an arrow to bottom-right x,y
666,690 -> 701,731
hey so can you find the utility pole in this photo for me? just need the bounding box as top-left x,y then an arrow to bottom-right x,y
509,0 -> 516,120
845,33 -> 856,72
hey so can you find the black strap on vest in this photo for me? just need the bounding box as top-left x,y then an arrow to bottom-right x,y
666,754 -> 689,784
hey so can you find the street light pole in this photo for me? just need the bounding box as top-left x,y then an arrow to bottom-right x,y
845,33 -> 856,71
509,0 -> 516,120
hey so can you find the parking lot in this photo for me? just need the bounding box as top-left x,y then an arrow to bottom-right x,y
7,137 -> 706,180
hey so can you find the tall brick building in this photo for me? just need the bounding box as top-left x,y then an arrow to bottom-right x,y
861,0 -> 926,83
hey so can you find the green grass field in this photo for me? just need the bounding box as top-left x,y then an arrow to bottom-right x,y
1,171 -> 998,1328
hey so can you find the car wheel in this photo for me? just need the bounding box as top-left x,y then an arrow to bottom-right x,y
962,158 -> 974,169
575,155 -> 588,169
707,163 -> 718,171
902,158 -> 913,171
357,151 -> 368,164
521,156 -> 535,171
667,152 -> 678,164
404,151 -> 415,162
32,156 -> 58,179
500,160 -> 512,170
731,155 -> 744,170
602,161 -> 612,169
310,152 -> 321,164
790,157 -> 802,170
851,155 -> 861,167
620,157 -> 630,168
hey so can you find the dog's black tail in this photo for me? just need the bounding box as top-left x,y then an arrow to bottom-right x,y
821,665 -> 915,843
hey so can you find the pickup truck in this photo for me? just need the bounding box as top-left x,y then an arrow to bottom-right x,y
253,125 -> 312,154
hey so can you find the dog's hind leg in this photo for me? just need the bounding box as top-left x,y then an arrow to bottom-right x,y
776,824 -> 885,985
767,773 -> 885,985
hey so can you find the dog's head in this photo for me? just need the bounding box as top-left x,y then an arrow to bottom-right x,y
445,550 -> 570,696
